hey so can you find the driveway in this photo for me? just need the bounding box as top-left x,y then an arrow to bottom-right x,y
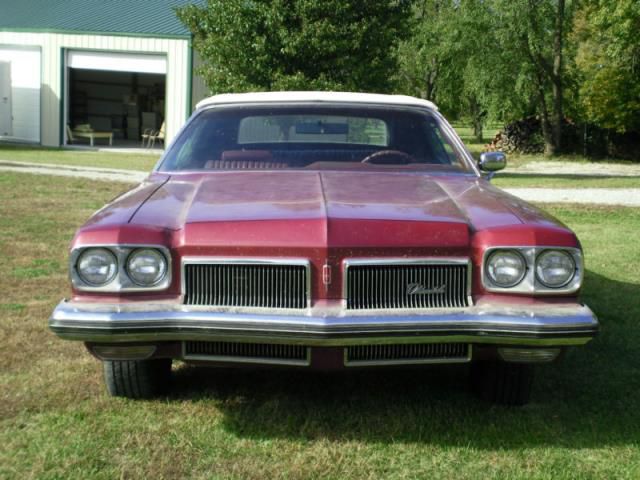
505,161 -> 640,177
0,160 -> 146,183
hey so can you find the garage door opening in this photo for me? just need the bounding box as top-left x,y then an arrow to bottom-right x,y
64,50 -> 167,149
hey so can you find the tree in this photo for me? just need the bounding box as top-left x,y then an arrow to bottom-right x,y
394,1 -> 457,102
177,0 -> 412,94
395,1 -> 487,139
488,0 -> 575,156
574,0 -> 640,133
394,0 -> 532,143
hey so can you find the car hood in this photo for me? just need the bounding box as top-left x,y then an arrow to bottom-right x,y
130,170 -> 554,228
135,171 -> 469,225
82,170 -> 568,250
76,170 -> 577,300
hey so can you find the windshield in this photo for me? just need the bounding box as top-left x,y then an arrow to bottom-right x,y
158,105 -> 474,173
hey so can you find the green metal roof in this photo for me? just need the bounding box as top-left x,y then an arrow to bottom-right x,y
0,0 -> 204,38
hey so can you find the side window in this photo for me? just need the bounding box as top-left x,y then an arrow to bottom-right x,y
424,119 -> 462,165
173,137 -> 195,169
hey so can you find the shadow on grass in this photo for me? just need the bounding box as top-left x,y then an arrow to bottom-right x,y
166,269 -> 640,448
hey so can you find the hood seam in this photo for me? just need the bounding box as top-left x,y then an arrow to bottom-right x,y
127,175 -> 171,224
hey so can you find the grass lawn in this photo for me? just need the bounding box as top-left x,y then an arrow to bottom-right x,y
1,171 -> 639,479
0,144 -> 160,172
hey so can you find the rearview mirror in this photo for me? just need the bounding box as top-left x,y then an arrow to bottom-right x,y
478,152 -> 506,175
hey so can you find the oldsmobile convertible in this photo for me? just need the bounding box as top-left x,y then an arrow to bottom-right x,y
49,92 -> 598,405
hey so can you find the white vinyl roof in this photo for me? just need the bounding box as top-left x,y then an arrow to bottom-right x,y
196,91 -> 438,111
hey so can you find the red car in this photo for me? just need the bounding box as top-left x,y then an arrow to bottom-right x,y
49,92 -> 598,405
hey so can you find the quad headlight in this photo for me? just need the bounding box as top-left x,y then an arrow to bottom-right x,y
126,248 -> 168,286
76,248 -> 118,286
71,245 -> 171,291
486,250 -> 527,287
483,247 -> 581,294
535,250 -> 576,288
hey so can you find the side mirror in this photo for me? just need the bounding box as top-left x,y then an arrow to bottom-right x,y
478,152 -> 506,179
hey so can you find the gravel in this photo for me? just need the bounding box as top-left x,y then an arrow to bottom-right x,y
0,160 -> 147,183
503,188 -> 640,207
506,161 -> 640,177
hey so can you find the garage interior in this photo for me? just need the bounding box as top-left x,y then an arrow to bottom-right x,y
65,51 -> 167,149
67,69 -> 165,148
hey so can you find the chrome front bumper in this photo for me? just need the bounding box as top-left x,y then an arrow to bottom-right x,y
49,300 -> 599,347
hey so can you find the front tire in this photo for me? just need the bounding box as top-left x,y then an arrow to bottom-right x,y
103,358 -> 172,399
471,360 -> 534,406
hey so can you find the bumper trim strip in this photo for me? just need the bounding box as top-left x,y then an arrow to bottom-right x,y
49,300 -> 599,347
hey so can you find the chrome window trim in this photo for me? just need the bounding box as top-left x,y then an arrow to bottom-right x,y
343,344 -> 472,367
482,246 -> 583,295
181,257 -> 312,309
342,257 -> 473,308
70,245 -> 172,293
181,341 -> 311,366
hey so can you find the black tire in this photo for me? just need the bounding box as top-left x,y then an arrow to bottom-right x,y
103,358 -> 172,399
470,360 -> 534,406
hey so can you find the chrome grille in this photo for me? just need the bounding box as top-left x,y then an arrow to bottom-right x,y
183,262 -> 308,309
184,341 -> 310,366
345,262 -> 470,310
345,343 -> 470,366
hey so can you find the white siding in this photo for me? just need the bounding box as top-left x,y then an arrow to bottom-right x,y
0,46 -> 41,142
0,31 -> 191,146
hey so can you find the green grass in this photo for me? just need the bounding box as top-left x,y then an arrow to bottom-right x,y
1,171 -> 640,478
0,144 -> 159,172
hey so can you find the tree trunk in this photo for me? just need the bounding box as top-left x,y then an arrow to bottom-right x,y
469,95 -> 484,142
551,0 -> 565,154
536,80 -> 555,156
473,120 -> 483,143
423,59 -> 438,101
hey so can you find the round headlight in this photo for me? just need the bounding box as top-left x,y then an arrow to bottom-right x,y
77,248 -> 118,286
536,250 -> 575,288
126,249 -> 167,286
486,250 -> 527,288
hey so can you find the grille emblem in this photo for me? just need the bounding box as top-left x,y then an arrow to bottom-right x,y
407,283 -> 446,295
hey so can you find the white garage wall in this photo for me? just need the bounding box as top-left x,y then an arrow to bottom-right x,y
0,32 -> 191,147
0,46 -> 41,142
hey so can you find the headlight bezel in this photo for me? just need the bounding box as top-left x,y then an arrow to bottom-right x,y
535,249 -> 577,288
126,248 -> 169,287
76,248 -> 118,286
485,249 -> 528,288
71,245 -> 172,292
482,246 -> 582,295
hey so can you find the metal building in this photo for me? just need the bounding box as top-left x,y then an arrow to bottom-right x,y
0,0 -> 208,148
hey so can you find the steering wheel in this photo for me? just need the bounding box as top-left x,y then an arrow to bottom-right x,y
361,150 -> 415,165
